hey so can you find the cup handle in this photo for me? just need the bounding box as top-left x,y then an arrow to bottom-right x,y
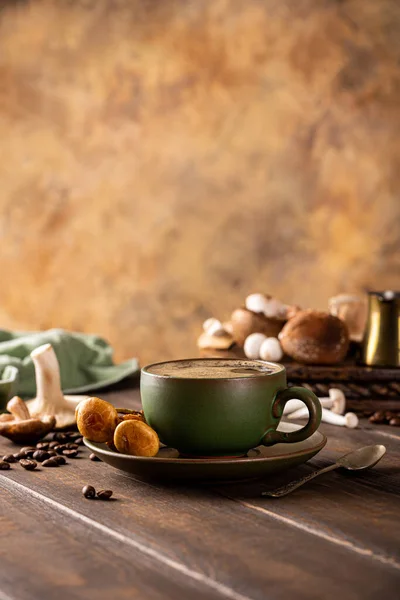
262,387 -> 321,446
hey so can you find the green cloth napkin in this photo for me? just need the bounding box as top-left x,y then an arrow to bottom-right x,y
0,329 -> 139,398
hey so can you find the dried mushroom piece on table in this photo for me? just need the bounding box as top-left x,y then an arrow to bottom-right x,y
0,396 -> 56,444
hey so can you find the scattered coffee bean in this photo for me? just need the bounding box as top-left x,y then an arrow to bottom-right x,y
21,447 -> 36,457
20,459 -> 37,471
13,451 -> 28,460
66,443 -> 79,450
54,444 -> 67,454
42,458 -> 59,468
369,411 -> 386,424
97,489 -> 113,500
49,441 -> 60,449
2,454 -> 17,463
82,485 -> 96,499
54,456 -> 66,465
0,460 -> 11,470
47,450 -> 58,458
53,432 -> 69,443
369,410 -> 400,426
68,432 -> 81,440
36,441 -> 49,450
89,453 -> 101,462
33,450 -> 50,462
75,437 -> 84,446
62,449 -> 79,458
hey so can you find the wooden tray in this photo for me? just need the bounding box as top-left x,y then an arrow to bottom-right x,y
200,347 -> 400,414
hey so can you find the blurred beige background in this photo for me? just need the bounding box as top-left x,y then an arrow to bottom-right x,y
0,0 -> 399,364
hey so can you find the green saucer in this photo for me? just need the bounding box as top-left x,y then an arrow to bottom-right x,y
84,422 -> 327,483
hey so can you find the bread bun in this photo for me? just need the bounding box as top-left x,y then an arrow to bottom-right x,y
279,309 -> 349,364
231,307 -> 284,346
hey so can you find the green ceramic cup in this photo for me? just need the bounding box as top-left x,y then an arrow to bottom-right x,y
141,358 -> 321,457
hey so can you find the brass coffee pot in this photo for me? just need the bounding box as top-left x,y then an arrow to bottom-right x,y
362,291 -> 400,367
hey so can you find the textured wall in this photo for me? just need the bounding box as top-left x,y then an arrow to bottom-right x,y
0,0 -> 399,364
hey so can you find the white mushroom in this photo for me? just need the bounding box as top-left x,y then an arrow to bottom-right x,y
245,294 -> 270,314
288,406 -> 358,429
26,343 -> 87,429
320,409 -> 359,429
259,337 -> 283,362
326,388 -> 346,415
245,293 -> 287,319
243,333 -> 267,359
283,396 -> 332,415
203,319 -> 227,337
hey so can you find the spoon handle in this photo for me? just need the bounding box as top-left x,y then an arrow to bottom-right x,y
262,462 -> 340,498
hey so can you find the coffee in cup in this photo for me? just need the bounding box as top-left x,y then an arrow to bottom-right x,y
141,358 -> 321,457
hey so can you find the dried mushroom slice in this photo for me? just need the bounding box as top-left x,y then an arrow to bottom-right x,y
114,420 -> 159,457
75,397 -> 118,443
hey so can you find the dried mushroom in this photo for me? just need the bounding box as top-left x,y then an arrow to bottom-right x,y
76,397 -> 119,443
114,419 -> 159,457
0,396 -> 56,444
26,344 -> 85,429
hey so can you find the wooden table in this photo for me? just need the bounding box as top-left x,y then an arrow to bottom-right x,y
1,380 -> 399,600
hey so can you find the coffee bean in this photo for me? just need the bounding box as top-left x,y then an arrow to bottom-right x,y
0,461 -> 10,470
97,489 -> 113,500
2,454 -> 17,463
369,411 -> 386,424
20,459 -> 37,471
42,458 -> 59,467
89,453 -> 101,462
36,441 -> 49,450
62,449 -> 79,458
21,446 -> 36,457
82,485 -> 96,499
389,417 -> 400,427
54,444 -> 67,454
65,443 -> 79,450
33,450 -> 50,462
49,441 -> 60,449
68,432 -> 81,441
75,437 -> 84,446
13,451 -> 28,460
54,456 -> 66,465
53,432 -> 69,443
47,450 -> 58,458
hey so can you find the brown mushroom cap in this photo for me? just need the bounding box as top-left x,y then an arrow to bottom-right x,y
279,309 -> 349,364
0,415 -> 56,444
75,397 -> 118,443
114,420 -> 160,457
230,307 -> 285,346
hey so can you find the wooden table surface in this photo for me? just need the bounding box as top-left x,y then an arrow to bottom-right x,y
0,379 -> 399,600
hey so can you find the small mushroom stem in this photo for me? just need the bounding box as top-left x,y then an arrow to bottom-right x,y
284,397 -> 332,415
7,396 -> 31,421
288,406 -> 358,429
31,343 -> 64,405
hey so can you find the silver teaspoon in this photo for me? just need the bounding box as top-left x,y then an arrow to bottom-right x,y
262,444 -> 386,498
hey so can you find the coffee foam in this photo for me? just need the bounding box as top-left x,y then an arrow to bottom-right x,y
146,359 -> 279,379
